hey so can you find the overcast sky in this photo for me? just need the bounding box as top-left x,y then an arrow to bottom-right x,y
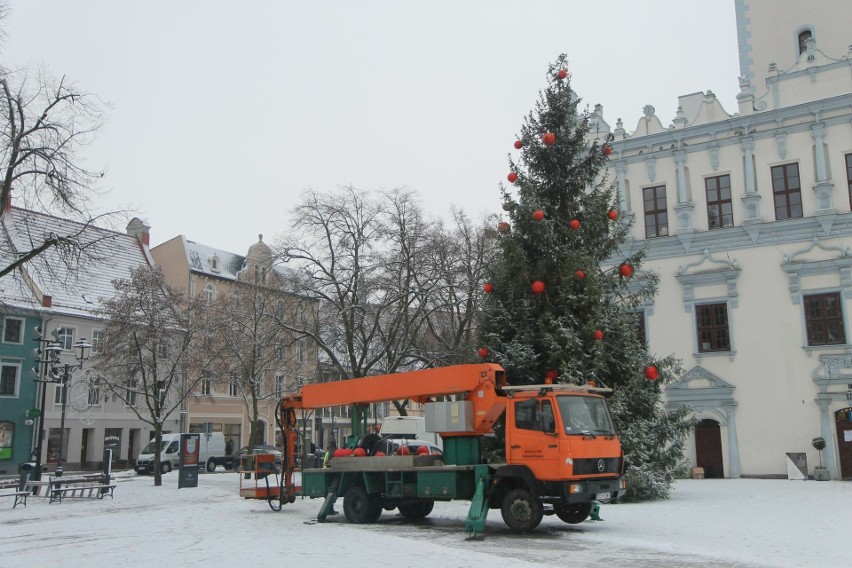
3,1 -> 740,253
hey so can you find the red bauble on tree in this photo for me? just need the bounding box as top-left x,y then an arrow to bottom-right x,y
593,330 -> 604,341
352,447 -> 367,457
502,202 -> 513,212
544,369 -> 559,381
645,365 -> 660,381
603,144 -> 612,156
542,132 -> 556,145
557,68 -> 568,80
478,347 -> 490,359
513,140 -> 523,150
619,263 -> 634,277
531,280 -> 545,294
569,219 -> 581,230
483,282 -> 494,294
575,270 -> 585,279
497,221 -> 510,232
507,172 -> 518,183
533,209 -> 545,221
607,209 -> 619,221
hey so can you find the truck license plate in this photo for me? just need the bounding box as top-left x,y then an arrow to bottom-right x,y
596,492 -> 611,500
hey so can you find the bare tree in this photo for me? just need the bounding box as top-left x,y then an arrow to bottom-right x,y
275,187 -> 434,415
0,26 -> 111,278
206,273 -> 307,449
93,267 -> 212,486
418,209 -> 499,366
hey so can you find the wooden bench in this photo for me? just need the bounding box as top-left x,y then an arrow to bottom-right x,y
0,478 -> 29,508
48,474 -> 117,504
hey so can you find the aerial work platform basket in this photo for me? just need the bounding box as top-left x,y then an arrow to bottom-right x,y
238,453 -> 281,501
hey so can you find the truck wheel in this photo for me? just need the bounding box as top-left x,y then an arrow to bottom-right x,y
343,486 -> 382,524
161,462 -> 172,474
398,499 -> 434,520
556,502 -> 592,524
501,488 -> 543,532
206,458 -> 217,473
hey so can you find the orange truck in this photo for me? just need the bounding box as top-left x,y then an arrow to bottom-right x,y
256,363 -> 626,533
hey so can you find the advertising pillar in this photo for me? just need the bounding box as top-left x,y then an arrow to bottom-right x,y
178,433 -> 200,489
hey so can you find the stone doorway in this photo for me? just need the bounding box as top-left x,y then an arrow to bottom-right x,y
835,408 -> 852,480
695,419 -> 724,478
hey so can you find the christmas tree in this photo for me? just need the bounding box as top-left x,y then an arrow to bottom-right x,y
479,54 -> 693,501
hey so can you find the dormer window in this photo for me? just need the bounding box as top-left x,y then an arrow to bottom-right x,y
210,254 -> 220,273
797,29 -> 813,57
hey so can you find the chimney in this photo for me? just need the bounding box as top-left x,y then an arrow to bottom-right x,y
126,217 -> 151,247
42,295 -> 52,308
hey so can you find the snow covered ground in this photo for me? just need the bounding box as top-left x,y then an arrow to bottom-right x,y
0,470 -> 848,568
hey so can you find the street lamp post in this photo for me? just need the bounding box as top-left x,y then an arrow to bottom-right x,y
54,338 -> 91,478
30,328 -> 62,493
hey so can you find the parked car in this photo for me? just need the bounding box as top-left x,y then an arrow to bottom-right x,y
234,444 -> 282,472
370,437 -> 442,457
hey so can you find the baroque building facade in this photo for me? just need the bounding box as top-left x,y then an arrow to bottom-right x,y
152,234 -> 318,453
597,0 -> 852,479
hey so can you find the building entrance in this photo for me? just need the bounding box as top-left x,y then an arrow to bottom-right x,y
835,408 -> 852,480
695,419 -> 724,478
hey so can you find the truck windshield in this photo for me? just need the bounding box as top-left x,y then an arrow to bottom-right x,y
141,440 -> 157,454
556,395 -> 614,436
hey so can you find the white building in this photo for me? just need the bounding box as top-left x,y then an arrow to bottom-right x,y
600,0 -> 852,479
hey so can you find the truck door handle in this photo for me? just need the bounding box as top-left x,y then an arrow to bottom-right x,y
548,444 -> 557,448
510,445 -> 521,449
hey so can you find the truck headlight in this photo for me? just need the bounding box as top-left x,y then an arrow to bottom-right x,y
569,483 -> 585,494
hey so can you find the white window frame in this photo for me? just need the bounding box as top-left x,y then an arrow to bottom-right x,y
229,377 -> 239,397
0,362 -> 21,397
91,330 -> 102,354
54,382 -> 66,405
124,384 -> 138,407
55,327 -> 75,351
204,284 -> 216,302
201,377 -> 212,396
2,317 -> 25,344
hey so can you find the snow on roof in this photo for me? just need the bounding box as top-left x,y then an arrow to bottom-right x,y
0,207 -> 151,319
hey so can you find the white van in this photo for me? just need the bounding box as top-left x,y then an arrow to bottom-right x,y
135,432 -> 231,474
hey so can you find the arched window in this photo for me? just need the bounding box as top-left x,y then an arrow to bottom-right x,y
204,284 -> 216,301
797,29 -> 813,56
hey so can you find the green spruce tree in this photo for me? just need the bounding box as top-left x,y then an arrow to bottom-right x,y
479,54 -> 693,501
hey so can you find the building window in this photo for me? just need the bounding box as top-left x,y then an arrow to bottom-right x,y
55,327 -> 74,351
630,311 -> 647,346
846,154 -> 852,209
125,384 -> 137,407
797,29 -> 813,56
2,318 -> 24,344
201,375 -> 212,396
91,330 -> 102,353
275,375 -> 284,397
804,292 -> 846,346
0,363 -> 20,396
771,163 -> 803,220
54,383 -> 66,404
297,341 -> 306,363
204,284 -> 215,302
643,185 -> 668,238
705,175 -> 733,229
696,303 -> 730,352
229,376 -> 239,397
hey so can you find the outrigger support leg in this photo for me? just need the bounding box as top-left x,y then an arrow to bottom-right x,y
589,500 -> 603,521
464,464 -> 492,535
317,475 -> 340,523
